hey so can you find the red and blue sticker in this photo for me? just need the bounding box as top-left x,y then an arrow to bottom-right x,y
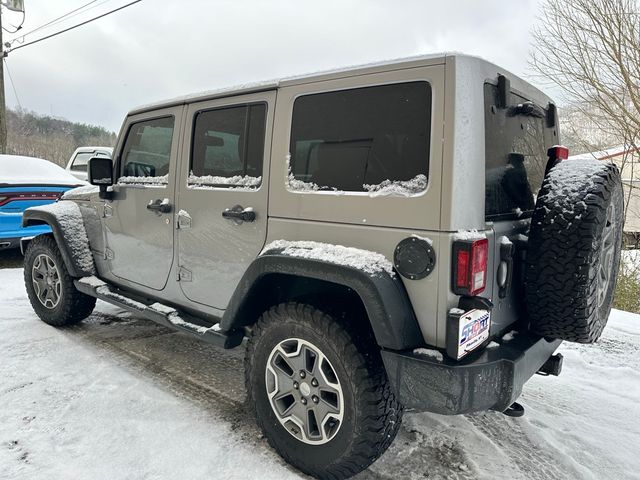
457,309 -> 491,359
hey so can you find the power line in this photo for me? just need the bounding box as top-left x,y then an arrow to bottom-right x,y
13,0 -> 100,41
11,0 -> 119,46
3,58 -> 20,109
33,0 -> 116,36
5,0 -> 142,55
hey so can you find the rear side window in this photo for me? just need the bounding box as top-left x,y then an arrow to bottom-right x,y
71,151 -> 110,172
189,103 -> 266,188
71,152 -> 92,171
120,116 -> 175,184
484,84 -> 556,220
288,82 -> 431,194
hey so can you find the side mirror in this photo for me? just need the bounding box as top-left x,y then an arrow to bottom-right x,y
88,157 -> 114,199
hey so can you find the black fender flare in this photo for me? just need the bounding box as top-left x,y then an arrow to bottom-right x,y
220,253 -> 423,351
22,202 -> 96,278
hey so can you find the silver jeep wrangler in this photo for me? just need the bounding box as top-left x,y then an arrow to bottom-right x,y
22,53 -> 623,479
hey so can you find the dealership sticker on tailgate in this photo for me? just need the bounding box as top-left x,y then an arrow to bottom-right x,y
455,309 -> 491,360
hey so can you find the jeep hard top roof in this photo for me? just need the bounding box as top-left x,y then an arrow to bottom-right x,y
128,53 -> 551,117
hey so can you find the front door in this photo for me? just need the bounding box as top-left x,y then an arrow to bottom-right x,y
176,92 -> 275,309
103,107 -> 183,290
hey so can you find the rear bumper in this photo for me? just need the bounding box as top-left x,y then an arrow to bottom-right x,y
0,237 -> 19,249
381,334 -> 561,415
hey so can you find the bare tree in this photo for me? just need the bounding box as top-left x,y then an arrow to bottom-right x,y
532,0 -> 640,143
530,0 -> 640,239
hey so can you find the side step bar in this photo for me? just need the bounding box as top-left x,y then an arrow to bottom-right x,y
74,276 -> 244,349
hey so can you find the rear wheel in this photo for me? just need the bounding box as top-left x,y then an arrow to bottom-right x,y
24,235 -> 96,326
245,303 -> 402,479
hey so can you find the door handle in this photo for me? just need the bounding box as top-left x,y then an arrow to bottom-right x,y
147,198 -> 172,214
222,205 -> 256,223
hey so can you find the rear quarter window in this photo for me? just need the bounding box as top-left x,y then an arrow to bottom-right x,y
484,83 -> 557,220
288,82 -> 431,194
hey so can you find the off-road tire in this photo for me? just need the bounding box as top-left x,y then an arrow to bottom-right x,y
245,303 -> 403,479
24,235 -> 96,326
525,160 -> 624,342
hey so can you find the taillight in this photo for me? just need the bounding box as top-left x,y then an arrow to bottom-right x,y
547,145 -> 569,160
545,145 -> 570,175
452,238 -> 488,296
0,192 -> 61,207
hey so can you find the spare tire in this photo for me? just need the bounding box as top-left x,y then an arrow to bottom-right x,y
525,159 -> 624,343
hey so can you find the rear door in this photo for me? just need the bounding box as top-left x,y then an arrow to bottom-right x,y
103,107 -> 182,290
176,91 -> 275,309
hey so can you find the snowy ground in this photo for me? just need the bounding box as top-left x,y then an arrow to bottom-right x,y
1,266 -> 639,480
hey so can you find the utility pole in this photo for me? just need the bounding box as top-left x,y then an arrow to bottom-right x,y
0,8 -> 7,154
0,1 -> 24,154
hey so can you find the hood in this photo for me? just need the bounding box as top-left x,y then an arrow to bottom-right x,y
0,155 -> 86,187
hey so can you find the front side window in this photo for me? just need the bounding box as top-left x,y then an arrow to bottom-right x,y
288,82 -> 431,194
189,103 -> 266,188
119,116 -> 175,184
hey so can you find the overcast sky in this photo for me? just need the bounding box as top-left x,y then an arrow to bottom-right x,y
3,0 -> 543,133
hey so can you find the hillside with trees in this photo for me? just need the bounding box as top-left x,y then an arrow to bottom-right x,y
5,108 -> 117,167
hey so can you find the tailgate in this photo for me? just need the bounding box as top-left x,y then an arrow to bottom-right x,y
487,220 -> 529,336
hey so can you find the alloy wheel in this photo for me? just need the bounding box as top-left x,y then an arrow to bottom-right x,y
32,253 -> 62,309
265,338 -> 344,445
597,203 -> 617,309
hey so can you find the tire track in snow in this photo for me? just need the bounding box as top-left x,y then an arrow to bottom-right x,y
360,425 -> 477,480
53,304 -> 636,480
72,309 -> 486,479
464,412 -> 575,480
69,314 -> 256,431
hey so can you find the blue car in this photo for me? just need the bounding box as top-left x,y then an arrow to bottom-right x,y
0,155 -> 85,250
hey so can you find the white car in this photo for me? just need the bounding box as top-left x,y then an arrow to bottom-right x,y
66,146 -> 113,181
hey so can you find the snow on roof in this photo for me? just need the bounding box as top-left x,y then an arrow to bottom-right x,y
0,155 -> 85,187
73,146 -> 113,154
130,52 -> 456,115
568,145 -> 639,161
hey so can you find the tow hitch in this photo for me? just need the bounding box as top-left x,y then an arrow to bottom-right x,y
503,402 -> 525,417
537,353 -> 564,377
501,353 -> 563,418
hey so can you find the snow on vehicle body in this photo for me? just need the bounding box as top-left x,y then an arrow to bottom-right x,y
0,155 -> 84,250
21,53 -> 623,479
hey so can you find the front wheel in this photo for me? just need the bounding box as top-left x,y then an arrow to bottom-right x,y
245,303 -> 402,479
24,235 -> 96,326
